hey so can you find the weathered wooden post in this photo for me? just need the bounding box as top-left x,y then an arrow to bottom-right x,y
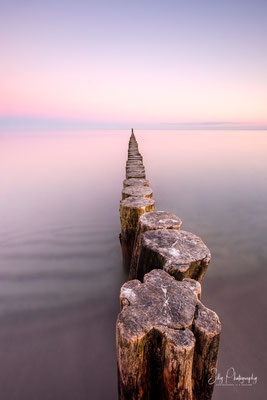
128,156 -> 141,159
122,186 -> 153,200
126,159 -> 143,165
192,302 -> 221,399
134,229 -> 211,282
129,211 -> 182,279
120,197 -> 155,268
123,178 -> 150,188
126,167 -> 146,175
126,170 -> 146,179
116,269 -> 221,400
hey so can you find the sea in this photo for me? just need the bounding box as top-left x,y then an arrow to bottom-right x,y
0,130 -> 266,399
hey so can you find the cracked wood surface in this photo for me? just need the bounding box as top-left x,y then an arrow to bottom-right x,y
122,186 -> 153,200
117,269 -> 221,400
130,211 -> 182,280
136,229 -> 211,282
123,178 -> 150,188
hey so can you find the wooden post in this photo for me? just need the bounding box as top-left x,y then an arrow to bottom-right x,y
135,229 -> 211,282
126,165 -> 145,173
126,171 -> 146,179
122,186 -> 153,200
128,156 -> 143,161
129,211 -> 182,279
126,162 -> 144,168
123,178 -> 150,188
116,269 -> 221,400
120,197 -> 155,268
192,302 -> 221,400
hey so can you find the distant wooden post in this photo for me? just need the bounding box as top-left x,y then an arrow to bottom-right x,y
120,197 -> 155,268
123,178 -> 150,188
126,171 -> 146,179
122,186 -> 153,200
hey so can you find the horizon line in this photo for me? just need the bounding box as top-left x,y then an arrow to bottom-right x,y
0,116 -> 266,131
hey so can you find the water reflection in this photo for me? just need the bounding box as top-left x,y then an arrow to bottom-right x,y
0,130 -> 266,399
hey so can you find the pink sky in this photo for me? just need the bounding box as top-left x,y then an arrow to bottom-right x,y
0,1 -> 266,129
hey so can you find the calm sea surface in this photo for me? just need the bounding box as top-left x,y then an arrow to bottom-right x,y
0,130 -> 266,399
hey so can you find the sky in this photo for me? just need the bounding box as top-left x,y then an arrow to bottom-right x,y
0,0 -> 267,130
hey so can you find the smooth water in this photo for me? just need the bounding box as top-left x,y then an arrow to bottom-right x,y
0,130 -> 266,399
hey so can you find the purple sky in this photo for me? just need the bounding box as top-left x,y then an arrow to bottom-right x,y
0,0 -> 266,129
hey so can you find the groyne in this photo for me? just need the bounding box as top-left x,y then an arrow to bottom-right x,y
117,130 -> 221,400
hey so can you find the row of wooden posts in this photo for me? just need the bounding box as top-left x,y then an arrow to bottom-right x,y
117,130 -> 221,400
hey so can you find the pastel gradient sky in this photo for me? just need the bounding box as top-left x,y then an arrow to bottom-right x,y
0,0 -> 267,130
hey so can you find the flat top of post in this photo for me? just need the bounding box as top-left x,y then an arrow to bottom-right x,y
122,186 -> 153,197
119,269 -> 199,335
139,211 -> 182,230
120,196 -> 155,209
142,229 -> 211,265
